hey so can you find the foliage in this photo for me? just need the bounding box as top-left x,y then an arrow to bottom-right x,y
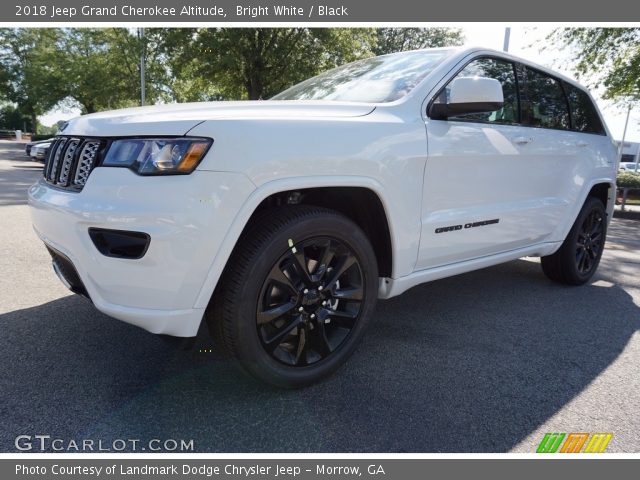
185,28 -> 377,100
0,104 -> 33,131
548,28 -> 640,102
0,27 -> 466,123
373,28 -> 464,56
0,62 -> 9,98
152,28 -> 224,103
0,29 -> 67,132
166,28 -> 463,101
36,123 -> 61,136
56,28 -> 172,113
618,171 -> 640,189
30,133 -> 56,141
0,28 -> 173,130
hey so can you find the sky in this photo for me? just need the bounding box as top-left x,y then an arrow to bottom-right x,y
40,25 -> 640,143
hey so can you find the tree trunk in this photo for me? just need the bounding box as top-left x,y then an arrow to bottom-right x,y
30,112 -> 37,135
246,77 -> 263,100
83,102 -> 96,114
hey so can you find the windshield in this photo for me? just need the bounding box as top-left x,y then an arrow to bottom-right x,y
272,50 -> 452,103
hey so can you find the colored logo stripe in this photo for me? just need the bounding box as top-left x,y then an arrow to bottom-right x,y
583,433 -> 613,453
560,433 -> 589,453
537,433 -> 612,453
536,433 -> 566,453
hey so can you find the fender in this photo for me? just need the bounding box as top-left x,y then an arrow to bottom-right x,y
192,175 -> 401,309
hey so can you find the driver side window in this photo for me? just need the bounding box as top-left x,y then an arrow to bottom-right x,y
448,58 -> 520,125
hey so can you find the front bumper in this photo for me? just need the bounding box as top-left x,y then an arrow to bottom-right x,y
28,167 -> 255,337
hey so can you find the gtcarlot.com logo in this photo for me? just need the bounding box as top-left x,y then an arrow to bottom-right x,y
536,432 -> 612,453
15,435 -> 194,452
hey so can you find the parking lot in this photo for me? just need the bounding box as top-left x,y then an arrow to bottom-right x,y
1,139 -> 639,453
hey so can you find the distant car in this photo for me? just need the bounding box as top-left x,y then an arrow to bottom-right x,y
25,138 -> 55,157
30,142 -> 51,162
619,161 -> 639,172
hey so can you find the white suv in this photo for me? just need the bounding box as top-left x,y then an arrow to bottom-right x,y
29,47 -> 617,387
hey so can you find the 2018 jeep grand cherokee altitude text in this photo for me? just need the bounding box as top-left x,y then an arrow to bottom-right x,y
29,48 -> 617,387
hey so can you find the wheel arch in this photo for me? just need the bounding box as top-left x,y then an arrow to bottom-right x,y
586,181 -> 615,214
551,177 -> 616,248
193,176 -> 396,309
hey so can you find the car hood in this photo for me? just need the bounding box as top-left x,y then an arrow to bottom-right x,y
62,101 -> 376,137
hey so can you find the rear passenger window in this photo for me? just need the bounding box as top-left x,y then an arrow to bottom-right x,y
522,68 -> 570,130
448,58 -> 519,125
564,83 -> 605,135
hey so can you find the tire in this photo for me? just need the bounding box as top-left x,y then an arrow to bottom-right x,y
207,205 -> 378,388
541,197 -> 607,285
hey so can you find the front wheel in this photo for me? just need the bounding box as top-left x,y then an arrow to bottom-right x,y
207,205 -> 378,388
541,197 -> 607,285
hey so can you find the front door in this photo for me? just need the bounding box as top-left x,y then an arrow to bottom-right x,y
417,57 -> 578,270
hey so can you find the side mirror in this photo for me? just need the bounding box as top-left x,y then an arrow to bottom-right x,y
429,76 -> 504,119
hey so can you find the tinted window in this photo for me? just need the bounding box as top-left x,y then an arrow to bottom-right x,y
564,83 -> 605,134
522,68 -> 570,130
448,58 -> 519,124
272,50 -> 452,103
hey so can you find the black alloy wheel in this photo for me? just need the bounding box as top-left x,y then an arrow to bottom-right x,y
257,237 -> 364,366
208,205 -> 378,388
575,208 -> 605,275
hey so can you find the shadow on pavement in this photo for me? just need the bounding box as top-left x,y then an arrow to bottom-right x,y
614,209 -> 640,221
1,258 -> 638,452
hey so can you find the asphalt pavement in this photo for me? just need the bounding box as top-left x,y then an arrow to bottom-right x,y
0,140 -> 638,453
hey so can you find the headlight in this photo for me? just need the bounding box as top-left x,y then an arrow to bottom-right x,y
102,137 -> 212,175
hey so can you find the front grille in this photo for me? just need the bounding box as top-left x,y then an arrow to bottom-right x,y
44,137 -> 105,191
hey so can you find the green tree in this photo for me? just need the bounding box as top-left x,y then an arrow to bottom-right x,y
181,28 -> 376,100
0,28 -> 67,132
152,28 -> 222,103
58,29 -> 123,113
0,63 -> 9,98
549,28 -> 640,102
0,27 -> 173,120
59,28 -> 170,113
373,28 -> 464,56
1,27 -> 469,124
0,104 -> 32,131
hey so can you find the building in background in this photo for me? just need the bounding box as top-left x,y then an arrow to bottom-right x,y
619,141 -> 640,172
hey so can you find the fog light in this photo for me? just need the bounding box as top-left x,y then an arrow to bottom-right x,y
88,228 -> 150,259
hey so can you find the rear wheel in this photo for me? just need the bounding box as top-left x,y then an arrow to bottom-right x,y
208,205 -> 378,388
541,197 -> 607,285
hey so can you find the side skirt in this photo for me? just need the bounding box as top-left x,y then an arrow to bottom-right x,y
378,241 -> 562,299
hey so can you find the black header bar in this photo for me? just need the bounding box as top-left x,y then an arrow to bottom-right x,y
5,0 -> 640,22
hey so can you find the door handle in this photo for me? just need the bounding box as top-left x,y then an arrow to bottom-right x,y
576,140 -> 589,147
512,136 -> 533,145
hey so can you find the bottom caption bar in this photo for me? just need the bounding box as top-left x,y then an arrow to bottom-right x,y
4,459 -> 637,479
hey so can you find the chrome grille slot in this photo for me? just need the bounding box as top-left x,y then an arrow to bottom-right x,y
46,138 -> 67,182
73,141 -> 101,187
57,139 -> 79,186
43,136 -> 104,191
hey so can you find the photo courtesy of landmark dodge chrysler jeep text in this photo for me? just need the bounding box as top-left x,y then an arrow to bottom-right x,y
29,47 -> 617,387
